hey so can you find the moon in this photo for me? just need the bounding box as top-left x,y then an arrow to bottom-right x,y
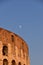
19,25 -> 22,29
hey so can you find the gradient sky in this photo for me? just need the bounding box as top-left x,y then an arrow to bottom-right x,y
0,0 -> 43,65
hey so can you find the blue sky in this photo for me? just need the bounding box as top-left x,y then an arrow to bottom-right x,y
0,0 -> 43,65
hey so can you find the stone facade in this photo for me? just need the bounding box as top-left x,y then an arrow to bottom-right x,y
0,28 -> 30,65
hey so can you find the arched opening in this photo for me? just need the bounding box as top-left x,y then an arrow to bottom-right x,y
2,46 -> 8,56
12,60 -> 16,65
24,64 -> 25,65
11,35 -> 14,42
18,62 -> 21,65
3,59 -> 8,65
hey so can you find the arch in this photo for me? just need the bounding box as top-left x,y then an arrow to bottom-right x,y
24,64 -> 25,65
12,60 -> 16,65
11,35 -> 14,42
3,59 -> 8,65
2,46 -> 8,56
18,62 -> 21,65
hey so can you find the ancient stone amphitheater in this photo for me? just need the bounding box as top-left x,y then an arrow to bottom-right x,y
0,28 -> 30,65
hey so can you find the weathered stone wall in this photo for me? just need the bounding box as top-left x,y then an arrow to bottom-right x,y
0,28 -> 30,65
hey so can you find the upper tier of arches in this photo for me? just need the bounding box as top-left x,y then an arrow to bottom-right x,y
0,28 -> 29,54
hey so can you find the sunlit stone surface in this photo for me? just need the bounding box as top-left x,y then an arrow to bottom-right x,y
0,28 -> 30,65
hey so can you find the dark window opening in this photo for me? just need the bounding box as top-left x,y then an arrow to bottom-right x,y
24,64 -> 25,65
12,60 -> 16,65
18,62 -> 21,65
11,35 -> 14,42
2,46 -> 8,56
3,59 -> 8,65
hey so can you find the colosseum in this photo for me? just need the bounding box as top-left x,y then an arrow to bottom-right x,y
0,28 -> 30,65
